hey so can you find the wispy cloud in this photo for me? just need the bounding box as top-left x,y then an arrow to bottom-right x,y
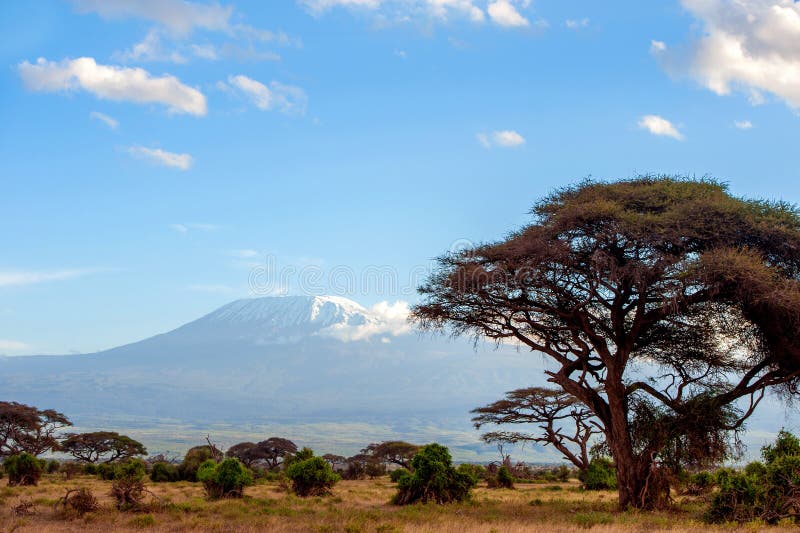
0,269 -> 96,288
170,223 -> 219,234
230,249 -> 260,258
637,114 -> 684,140
18,57 -> 206,116
565,17 -> 589,29
476,130 -> 526,148
0,340 -> 32,356
113,29 -> 188,63
223,75 -> 308,115
300,0 -> 542,29
89,111 -> 119,130
650,39 -> 666,54
319,300 -> 413,342
734,120 -> 753,130
70,0 -> 233,36
128,146 -> 194,170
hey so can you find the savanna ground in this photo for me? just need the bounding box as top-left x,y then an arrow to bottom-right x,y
0,475 -> 793,533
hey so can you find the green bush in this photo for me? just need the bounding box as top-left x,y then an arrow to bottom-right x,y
393,443 -> 477,505
707,431 -> 800,524
4,453 -> 46,486
389,468 -> 410,483
47,459 -> 60,474
96,462 -> 117,480
110,459 -> 147,510
178,445 -> 218,482
496,466 -> 515,489
197,458 -> 253,499
581,458 -> 617,490
286,456 -> 340,497
284,447 -> 314,470
684,471 -> 715,495
83,463 -> 98,475
150,462 -> 180,482
455,463 -> 486,483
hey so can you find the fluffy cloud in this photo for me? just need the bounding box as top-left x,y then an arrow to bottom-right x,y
300,0 -> 539,29
70,0 -> 233,36
89,111 -> 119,129
487,0 -> 529,27
0,269 -> 94,287
671,0 -> 800,109
225,75 -> 308,115
477,130 -> 526,148
18,57 -> 206,116
128,146 -> 194,170
650,39 -> 666,53
0,340 -> 32,356
638,114 -> 684,140
319,300 -> 412,342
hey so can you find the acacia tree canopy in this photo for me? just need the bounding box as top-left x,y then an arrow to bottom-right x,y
362,441 -> 421,469
0,401 -> 72,457
60,431 -> 147,463
413,177 -> 800,509
472,387 -> 601,471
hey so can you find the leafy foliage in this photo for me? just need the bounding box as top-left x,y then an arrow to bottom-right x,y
178,445 -> 219,481
362,441 -> 420,470
197,458 -> 253,499
110,458 -> 147,510
60,431 -> 147,463
226,437 -> 297,470
4,452 -> 45,486
0,401 -> 71,457
393,443 -> 477,505
286,455 -> 341,497
150,461 -> 180,482
581,458 -> 617,491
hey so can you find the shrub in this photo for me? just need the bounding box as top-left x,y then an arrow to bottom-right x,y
286,456 -> 341,497
581,458 -> 617,490
389,468 -> 410,483
110,458 -> 147,510
83,463 -> 98,475
58,487 -> 99,516
96,462 -> 117,480
4,452 -> 46,486
365,461 -> 387,479
150,462 -> 180,483
47,459 -> 60,474
285,447 -> 314,469
197,458 -> 253,499
178,445 -> 218,481
496,466 -> 515,489
707,430 -> 800,524
393,443 -> 477,505
455,463 -> 486,483
554,465 -> 571,482
684,471 -> 715,495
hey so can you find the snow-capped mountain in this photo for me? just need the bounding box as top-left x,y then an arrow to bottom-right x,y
0,295 -> 553,458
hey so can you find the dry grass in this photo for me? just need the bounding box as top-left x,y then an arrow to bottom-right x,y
0,475 -> 793,532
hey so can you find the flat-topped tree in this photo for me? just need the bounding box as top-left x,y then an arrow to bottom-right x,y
60,432 -> 147,464
362,441 -> 420,470
0,401 -> 71,457
413,177 -> 800,509
472,387 -> 600,472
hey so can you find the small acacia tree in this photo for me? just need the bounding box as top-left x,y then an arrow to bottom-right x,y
60,432 -> 147,464
362,441 -> 420,470
413,177 -> 800,509
0,402 -> 71,457
472,387 -> 600,473
4,452 -> 46,486
225,437 -> 297,470
197,458 -> 253,498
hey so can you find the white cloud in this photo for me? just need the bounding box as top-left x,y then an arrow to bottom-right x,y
170,223 -> 219,233
231,249 -> 260,258
650,39 -> 666,53
319,300 -> 412,341
114,29 -> 187,63
89,111 -> 119,129
0,340 -> 32,356
18,57 -> 206,116
128,146 -> 194,170
638,114 -> 684,140
565,17 -> 589,29
225,75 -> 308,115
477,130 -> 526,148
300,0 -> 541,29
673,0 -> 800,109
488,0 -> 529,27
0,269 -> 95,288
735,119 -> 754,130
70,0 -> 233,36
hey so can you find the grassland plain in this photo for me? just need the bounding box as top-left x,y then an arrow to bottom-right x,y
0,476 -> 795,532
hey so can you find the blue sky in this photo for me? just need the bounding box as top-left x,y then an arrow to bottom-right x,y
1,0 -> 799,354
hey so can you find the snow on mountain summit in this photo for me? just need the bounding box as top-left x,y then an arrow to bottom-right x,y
175,295 -> 412,344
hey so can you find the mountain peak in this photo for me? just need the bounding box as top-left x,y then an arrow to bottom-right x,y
207,295 -> 369,329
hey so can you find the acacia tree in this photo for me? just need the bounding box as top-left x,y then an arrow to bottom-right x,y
0,401 -> 71,457
60,432 -> 147,463
413,177 -> 800,509
226,438 -> 297,470
362,441 -> 420,470
472,387 -> 600,472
